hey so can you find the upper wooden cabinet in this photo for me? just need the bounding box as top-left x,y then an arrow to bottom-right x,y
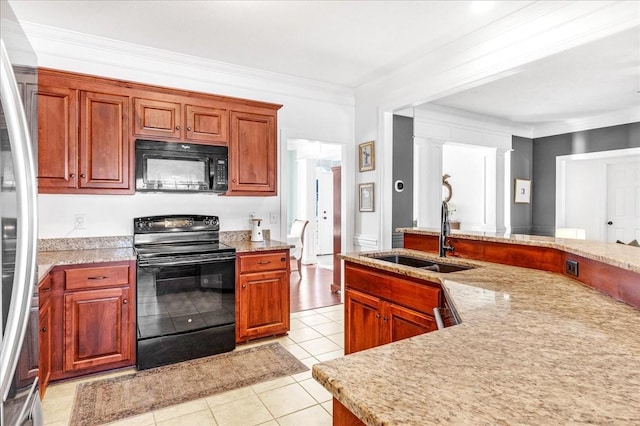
36,68 -> 281,195
133,98 -> 182,140
80,91 -> 130,190
186,104 -> 228,144
133,98 -> 229,144
37,73 -> 132,194
36,85 -> 78,190
228,111 -> 277,195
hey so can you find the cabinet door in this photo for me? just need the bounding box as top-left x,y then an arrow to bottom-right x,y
229,111 -> 276,195
134,98 -> 182,139
238,270 -> 289,341
79,92 -> 131,190
64,287 -> 131,372
38,300 -> 52,398
344,289 -> 383,355
186,105 -> 228,144
14,298 -> 39,389
386,303 -> 437,344
37,86 -> 78,190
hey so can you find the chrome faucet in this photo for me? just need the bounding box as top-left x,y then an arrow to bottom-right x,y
439,201 -> 454,257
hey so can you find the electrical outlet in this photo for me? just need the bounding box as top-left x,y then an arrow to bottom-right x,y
269,212 -> 278,224
566,259 -> 579,277
74,214 -> 87,230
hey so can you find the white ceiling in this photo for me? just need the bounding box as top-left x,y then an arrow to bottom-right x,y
429,27 -> 640,126
7,0 -> 640,128
8,0 -> 532,88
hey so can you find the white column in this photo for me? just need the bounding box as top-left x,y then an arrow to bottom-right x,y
414,137 -> 445,229
484,147 -> 508,233
298,158 -> 317,265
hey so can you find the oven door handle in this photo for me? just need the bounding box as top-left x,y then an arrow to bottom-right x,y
138,256 -> 236,268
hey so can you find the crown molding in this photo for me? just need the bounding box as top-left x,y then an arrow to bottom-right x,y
532,107 -> 640,139
20,21 -> 355,106
414,104 -> 533,140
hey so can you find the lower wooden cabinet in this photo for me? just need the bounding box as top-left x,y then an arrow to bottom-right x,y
13,274 -> 52,397
38,275 -> 52,397
63,286 -> 131,372
344,262 -> 440,355
236,251 -> 290,342
48,261 -> 136,381
14,290 -> 40,390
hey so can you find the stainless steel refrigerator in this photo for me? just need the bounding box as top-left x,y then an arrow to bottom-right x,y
1,0 -> 40,424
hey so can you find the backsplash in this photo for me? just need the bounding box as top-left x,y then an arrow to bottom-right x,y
38,230 -> 272,251
220,230 -> 271,242
38,236 -> 133,251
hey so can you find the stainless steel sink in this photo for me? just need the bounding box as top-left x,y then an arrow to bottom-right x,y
371,254 -> 474,273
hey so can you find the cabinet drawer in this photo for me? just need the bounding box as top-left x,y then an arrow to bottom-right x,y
239,252 -> 288,273
65,265 -> 130,290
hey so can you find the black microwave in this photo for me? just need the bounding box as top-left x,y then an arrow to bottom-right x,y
135,139 -> 228,193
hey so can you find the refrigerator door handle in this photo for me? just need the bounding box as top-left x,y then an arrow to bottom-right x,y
0,39 -> 39,401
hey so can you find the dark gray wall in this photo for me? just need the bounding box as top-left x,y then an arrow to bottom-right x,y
531,122 -> 640,236
392,115 -> 414,247
510,136 -> 533,234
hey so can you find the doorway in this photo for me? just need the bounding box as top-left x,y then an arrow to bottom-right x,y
556,147 -> 640,242
287,139 -> 342,312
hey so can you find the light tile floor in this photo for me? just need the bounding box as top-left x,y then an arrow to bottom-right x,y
42,304 -> 344,426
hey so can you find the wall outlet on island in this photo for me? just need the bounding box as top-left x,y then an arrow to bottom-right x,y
566,259 -> 579,277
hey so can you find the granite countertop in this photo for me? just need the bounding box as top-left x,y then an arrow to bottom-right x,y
37,247 -> 136,283
398,227 -> 640,273
36,235 -> 292,282
225,239 -> 292,252
313,249 -> 640,425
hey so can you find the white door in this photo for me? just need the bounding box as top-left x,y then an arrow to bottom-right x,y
606,161 -> 640,243
316,171 -> 334,255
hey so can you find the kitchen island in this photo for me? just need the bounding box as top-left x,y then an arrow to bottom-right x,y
313,235 -> 640,425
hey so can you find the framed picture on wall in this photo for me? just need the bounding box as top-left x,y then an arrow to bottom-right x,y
359,141 -> 375,172
359,182 -> 374,212
514,178 -> 531,204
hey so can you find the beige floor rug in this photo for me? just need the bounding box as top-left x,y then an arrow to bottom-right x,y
70,342 -> 308,426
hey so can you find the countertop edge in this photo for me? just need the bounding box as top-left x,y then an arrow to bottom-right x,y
397,227 -> 640,273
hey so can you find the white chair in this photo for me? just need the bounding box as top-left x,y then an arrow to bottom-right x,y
287,219 -> 309,275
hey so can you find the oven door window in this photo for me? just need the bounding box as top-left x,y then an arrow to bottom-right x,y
137,259 -> 235,339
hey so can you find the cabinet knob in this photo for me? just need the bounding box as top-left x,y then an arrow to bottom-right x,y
69,173 -> 75,178
123,299 -> 128,304
375,314 -> 381,319
232,179 -> 237,183
383,317 -> 389,322
607,221 -> 613,225
41,327 -> 47,333
187,127 -> 192,131
242,284 -> 246,289
80,173 -> 86,178
176,125 -> 180,130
